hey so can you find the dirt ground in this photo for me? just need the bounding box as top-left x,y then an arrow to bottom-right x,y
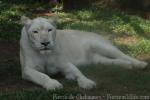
0,40 -> 43,92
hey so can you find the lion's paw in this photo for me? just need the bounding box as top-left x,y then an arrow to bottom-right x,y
77,77 -> 96,89
132,61 -> 148,69
44,79 -> 63,90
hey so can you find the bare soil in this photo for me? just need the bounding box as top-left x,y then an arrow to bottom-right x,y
0,40 -> 43,92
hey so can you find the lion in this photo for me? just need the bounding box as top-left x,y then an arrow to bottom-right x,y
20,15 -> 147,90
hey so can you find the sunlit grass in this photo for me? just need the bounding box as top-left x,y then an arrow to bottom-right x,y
58,9 -> 150,37
115,37 -> 150,56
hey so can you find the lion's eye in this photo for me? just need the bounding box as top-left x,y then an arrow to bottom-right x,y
48,29 -> 52,32
33,31 -> 38,34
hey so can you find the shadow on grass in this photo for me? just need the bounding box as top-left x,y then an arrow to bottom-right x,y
0,1 -> 54,40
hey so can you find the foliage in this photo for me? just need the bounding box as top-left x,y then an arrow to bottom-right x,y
63,0 -> 94,10
117,0 -> 150,10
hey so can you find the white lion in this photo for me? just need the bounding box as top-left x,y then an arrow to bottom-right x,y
20,15 -> 147,90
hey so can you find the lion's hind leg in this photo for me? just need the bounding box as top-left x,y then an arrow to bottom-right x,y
91,42 -> 147,69
119,54 -> 148,69
92,54 -> 133,69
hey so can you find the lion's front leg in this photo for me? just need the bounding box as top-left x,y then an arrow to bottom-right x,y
22,67 -> 63,90
59,62 -> 96,89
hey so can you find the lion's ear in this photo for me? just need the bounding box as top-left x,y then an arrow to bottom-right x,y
21,16 -> 31,25
48,14 -> 58,26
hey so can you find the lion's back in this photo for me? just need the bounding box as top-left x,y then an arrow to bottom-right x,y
55,29 -> 110,65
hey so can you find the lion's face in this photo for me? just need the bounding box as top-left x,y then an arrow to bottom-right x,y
21,16 -> 57,52
27,18 -> 56,51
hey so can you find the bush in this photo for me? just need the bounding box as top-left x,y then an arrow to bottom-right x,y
117,0 -> 150,11
63,0 -> 95,10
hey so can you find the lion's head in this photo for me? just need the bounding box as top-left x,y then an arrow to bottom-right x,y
21,15 -> 58,53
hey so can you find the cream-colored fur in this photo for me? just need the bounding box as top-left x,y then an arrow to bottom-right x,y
20,16 -> 147,90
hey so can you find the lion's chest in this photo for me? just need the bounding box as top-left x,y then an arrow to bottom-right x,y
45,54 -> 61,75
33,54 -> 60,74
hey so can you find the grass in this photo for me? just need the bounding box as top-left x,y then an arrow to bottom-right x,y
0,90 -> 79,100
0,1 -> 150,100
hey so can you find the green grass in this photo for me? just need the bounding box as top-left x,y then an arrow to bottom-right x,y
0,2 -> 150,100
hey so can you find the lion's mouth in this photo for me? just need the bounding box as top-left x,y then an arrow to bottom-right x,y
40,46 -> 54,51
40,47 -> 50,51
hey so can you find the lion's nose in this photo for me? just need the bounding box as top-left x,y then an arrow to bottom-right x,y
41,42 -> 50,46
